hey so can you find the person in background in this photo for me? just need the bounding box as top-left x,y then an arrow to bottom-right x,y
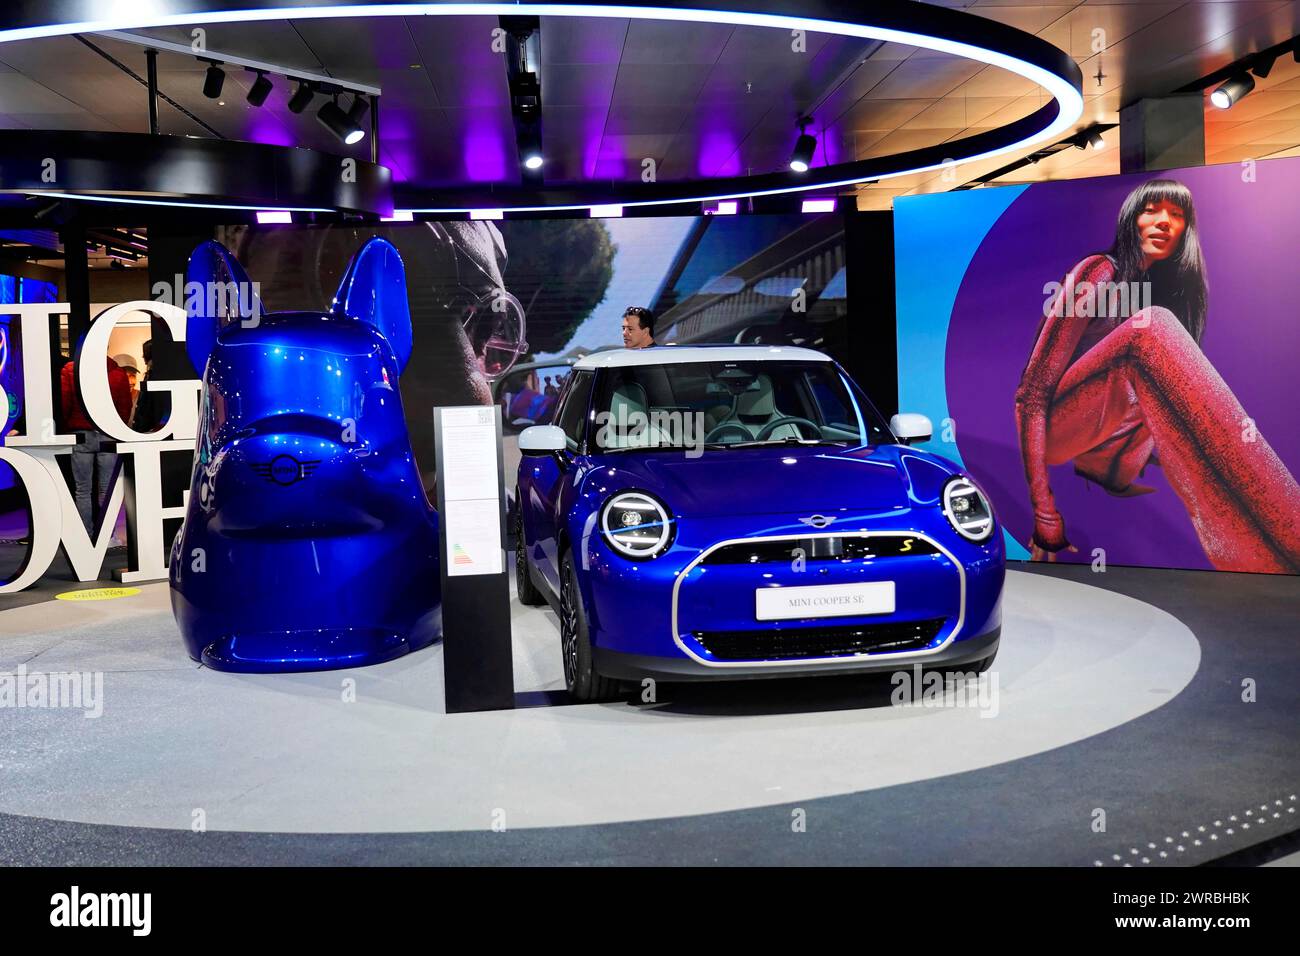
621,306 -> 656,349
61,349 -> 133,534
130,340 -> 166,434
116,359 -> 141,417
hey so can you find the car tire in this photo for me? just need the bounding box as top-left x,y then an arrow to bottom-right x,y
515,501 -> 547,607
559,551 -> 621,702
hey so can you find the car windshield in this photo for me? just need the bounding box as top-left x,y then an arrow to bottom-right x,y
591,359 -> 893,452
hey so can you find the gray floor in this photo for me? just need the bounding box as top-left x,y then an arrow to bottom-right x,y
0,570 -> 1197,833
0,561 -> 1296,865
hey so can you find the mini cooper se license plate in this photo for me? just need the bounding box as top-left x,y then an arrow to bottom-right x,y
754,582 -> 895,621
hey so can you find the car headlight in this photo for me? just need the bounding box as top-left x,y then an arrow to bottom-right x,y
600,491 -> 675,559
942,477 -> 994,542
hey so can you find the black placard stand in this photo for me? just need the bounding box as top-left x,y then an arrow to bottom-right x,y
433,405 -> 515,713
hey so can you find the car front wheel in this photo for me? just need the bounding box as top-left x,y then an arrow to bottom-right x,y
559,551 -> 620,702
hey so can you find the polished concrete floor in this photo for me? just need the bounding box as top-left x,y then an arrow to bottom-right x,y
0,569 -> 1198,832
0,562 -> 1295,864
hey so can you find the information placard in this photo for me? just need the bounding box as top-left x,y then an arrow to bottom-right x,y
436,406 -> 504,577
433,404 -> 514,712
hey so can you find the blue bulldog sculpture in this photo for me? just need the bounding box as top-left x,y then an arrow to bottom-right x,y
170,237 -> 442,672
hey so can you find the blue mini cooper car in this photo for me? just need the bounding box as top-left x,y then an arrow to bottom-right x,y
515,345 -> 1004,701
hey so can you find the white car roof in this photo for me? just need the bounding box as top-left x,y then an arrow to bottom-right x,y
572,344 -> 833,369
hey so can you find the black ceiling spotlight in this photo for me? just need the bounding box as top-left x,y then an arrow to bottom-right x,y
1069,126 -> 1105,149
201,60 -> 225,99
1251,54 -> 1277,79
247,71 -> 273,107
789,117 -> 817,173
345,93 -> 369,125
501,15 -> 544,183
287,80 -> 316,114
1210,73 -> 1255,109
317,95 -> 366,145
518,124 -> 543,170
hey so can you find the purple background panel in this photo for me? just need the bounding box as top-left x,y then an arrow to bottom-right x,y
945,157 -> 1300,572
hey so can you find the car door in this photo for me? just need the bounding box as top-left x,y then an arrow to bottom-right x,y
524,369 -> 593,594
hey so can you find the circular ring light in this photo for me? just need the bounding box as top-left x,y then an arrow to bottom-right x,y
0,2 -> 1083,214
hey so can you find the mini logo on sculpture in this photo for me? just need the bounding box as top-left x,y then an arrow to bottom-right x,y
799,514 -> 835,529
250,454 -> 320,486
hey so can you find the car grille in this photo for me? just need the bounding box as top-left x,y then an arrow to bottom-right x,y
692,617 -> 946,662
700,535 -> 939,565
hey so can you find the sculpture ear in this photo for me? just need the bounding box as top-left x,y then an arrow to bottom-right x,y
331,237 -> 413,376
184,240 -> 263,377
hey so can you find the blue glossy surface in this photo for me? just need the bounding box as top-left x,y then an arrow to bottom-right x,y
170,238 -> 441,672
519,366 -> 1005,676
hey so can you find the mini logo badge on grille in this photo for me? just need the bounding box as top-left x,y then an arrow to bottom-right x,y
799,514 -> 835,529
250,455 -> 320,486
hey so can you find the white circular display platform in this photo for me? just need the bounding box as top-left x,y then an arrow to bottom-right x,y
0,570 -> 1199,832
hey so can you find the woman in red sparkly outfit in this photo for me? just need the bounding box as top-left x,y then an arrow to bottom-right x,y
1014,179 -> 1300,572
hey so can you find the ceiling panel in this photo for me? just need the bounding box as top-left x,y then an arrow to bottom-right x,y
1071,1 -> 1289,99
812,59 -> 905,128
716,25 -> 834,64
607,62 -> 713,109
0,74 -> 84,115
292,17 -> 422,76
0,36 -> 124,74
865,55 -> 986,99
0,2 -> 1293,202
361,68 -> 441,113
17,69 -> 145,118
619,19 -> 735,65
1035,3 -> 1184,60
135,21 -> 325,73
538,16 -> 629,65
542,62 -> 619,108
861,127 -> 968,158
835,97 -> 938,132
901,95 -> 1020,129
1210,117 -> 1300,141
948,62 -> 1043,98
966,5 -> 1077,34
9,111 -> 105,131
406,15 -> 511,70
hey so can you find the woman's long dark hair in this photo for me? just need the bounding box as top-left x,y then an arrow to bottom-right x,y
1107,178 -> 1208,344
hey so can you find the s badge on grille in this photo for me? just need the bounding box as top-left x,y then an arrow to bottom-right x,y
799,514 -> 835,529
250,455 -> 320,486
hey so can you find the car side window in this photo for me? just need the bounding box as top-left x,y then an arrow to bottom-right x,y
806,374 -> 854,429
556,370 -> 594,449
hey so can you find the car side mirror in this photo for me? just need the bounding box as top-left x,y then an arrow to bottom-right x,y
519,424 -> 567,454
890,413 -> 933,445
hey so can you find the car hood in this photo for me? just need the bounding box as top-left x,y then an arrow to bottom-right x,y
583,444 -> 961,518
